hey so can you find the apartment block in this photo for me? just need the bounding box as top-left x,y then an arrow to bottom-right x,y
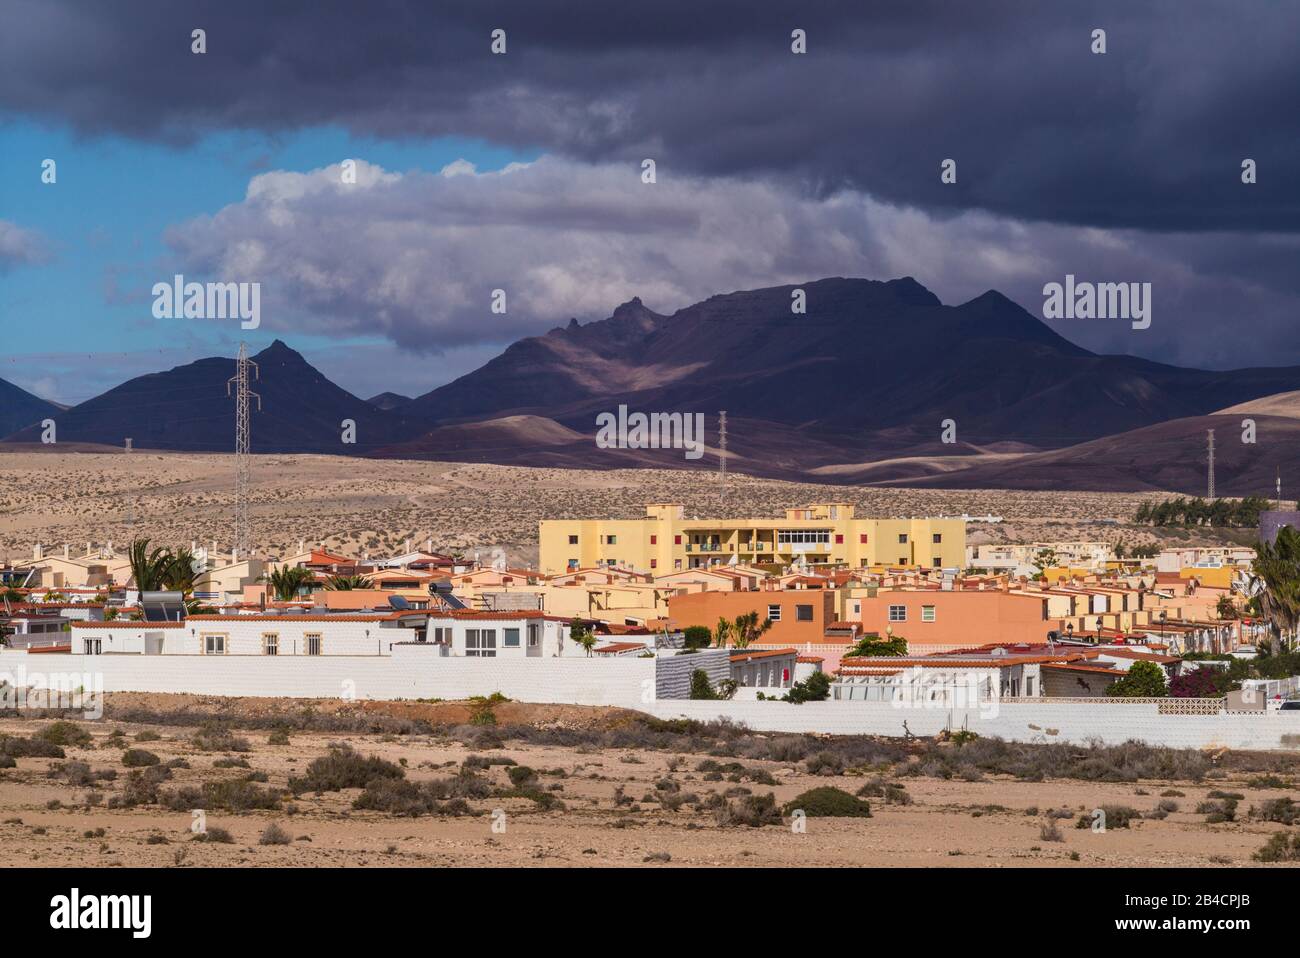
539,503 -> 966,575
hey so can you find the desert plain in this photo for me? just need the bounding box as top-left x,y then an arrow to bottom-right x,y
2,695 -> 1299,868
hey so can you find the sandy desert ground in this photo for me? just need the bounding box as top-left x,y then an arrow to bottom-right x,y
0,450 -> 1250,566
1,694 -> 1298,868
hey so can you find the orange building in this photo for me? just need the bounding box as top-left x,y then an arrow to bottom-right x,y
666,590 -> 835,645
855,589 -> 1054,653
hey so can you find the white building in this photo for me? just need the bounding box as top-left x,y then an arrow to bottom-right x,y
70,610 -> 578,659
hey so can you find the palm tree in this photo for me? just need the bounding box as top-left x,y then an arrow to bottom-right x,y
730,610 -> 772,650
161,547 -> 200,596
127,538 -> 172,592
714,616 -> 733,648
324,574 -> 369,591
260,565 -> 315,602
1249,527 -> 1300,653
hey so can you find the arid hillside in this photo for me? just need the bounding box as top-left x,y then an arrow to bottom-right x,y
0,450 -> 1239,567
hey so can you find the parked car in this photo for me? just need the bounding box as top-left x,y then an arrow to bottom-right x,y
1279,701 -> 1300,711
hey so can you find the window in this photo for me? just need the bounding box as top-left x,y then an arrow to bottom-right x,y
921,606 -> 936,623
1026,677 -> 1034,697
568,559 -> 578,570
503,628 -> 520,648
834,534 -> 844,544
650,559 -> 657,569
777,530 -> 831,546
859,533 -> 868,544
263,633 -> 279,655
527,624 -> 540,648
305,633 -> 322,656
203,633 -> 226,655
674,535 -> 681,545
605,534 -> 617,545
432,626 -> 452,644
466,629 -> 497,657
899,557 -> 907,565
568,535 -> 578,545
932,533 -> 942,544
674,559 -> 682,570
796,604 -> 813,622
767,604 -> 782,622
650,535 -> 657,545
85,638 -> 102,655
897,533 -> 909,544
888,605 -> 907,622
932,557 -> 942,568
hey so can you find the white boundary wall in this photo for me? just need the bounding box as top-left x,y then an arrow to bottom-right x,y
0,649 -> 653,709
5,649 -> 1300,749
644,699 -> 1300,750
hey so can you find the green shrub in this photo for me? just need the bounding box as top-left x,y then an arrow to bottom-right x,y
122,749 -> 161,767
506,765 -> 537,787
38,721 -> 93,748
258,823 -> 292,846
1254,832 -> 1300,862
716,792 -> 784,827
161,776 -> 282,811
783,787 -> 873,818
190,826 -> 234,844
288,744 -> 404,794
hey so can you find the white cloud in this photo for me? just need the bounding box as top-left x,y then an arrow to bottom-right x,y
160,156 -> 1300,368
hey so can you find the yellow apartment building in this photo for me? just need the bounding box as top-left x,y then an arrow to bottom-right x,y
538,503 -> 966,575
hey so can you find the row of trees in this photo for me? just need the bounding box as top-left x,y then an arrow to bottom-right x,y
1134,496 -> 1269,528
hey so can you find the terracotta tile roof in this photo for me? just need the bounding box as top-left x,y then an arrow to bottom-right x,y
593,642 -> 647,655
71,621 -> 185,628
1041,662 -> 1124,676
729,647 -> 798,662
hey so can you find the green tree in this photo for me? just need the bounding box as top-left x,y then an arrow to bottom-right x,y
681,625 -> 712,650
785,671 -> 832,703
730,610 -> 772,650
1106,660 -> 1168,697
568,617 -> 598,657
1250,526 -> 1300,653
260,565 -> 315,602
161,547 -> 199,596
127,538 -> 173,592
713,616 -> 733,648
324,574 -> 369,590
843,632 -> 908,658
689,668 -> 719,700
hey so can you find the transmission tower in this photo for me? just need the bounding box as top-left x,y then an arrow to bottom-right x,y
226,343 -> 261,556
717,410 -> 727,504
1206,429 -> 1215,500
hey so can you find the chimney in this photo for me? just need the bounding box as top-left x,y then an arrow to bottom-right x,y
406,538 -> 412,553
191,540 -> 196,554
299,540 -> 305,554
34,543 -> 43,560
426,538 -> 432,553
212,540 -> 217,555
64,543 -> 70,559
232,547 -> 238,563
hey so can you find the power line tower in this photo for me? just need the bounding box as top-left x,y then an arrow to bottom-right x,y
226,343 -> 261,557
717,410 -> 727,505
1206,429 -> 1215,500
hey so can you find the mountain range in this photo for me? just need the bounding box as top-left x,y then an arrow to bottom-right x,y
7,276 -> 1300,495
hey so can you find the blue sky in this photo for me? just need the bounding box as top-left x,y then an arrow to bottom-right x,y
1,118 -> 532,403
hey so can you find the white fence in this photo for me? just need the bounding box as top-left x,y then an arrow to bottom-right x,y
5,648 -> 1300,750
645,698 -> 1300,750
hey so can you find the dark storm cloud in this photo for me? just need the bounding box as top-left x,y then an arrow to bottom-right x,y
3,0 -> 1297,232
